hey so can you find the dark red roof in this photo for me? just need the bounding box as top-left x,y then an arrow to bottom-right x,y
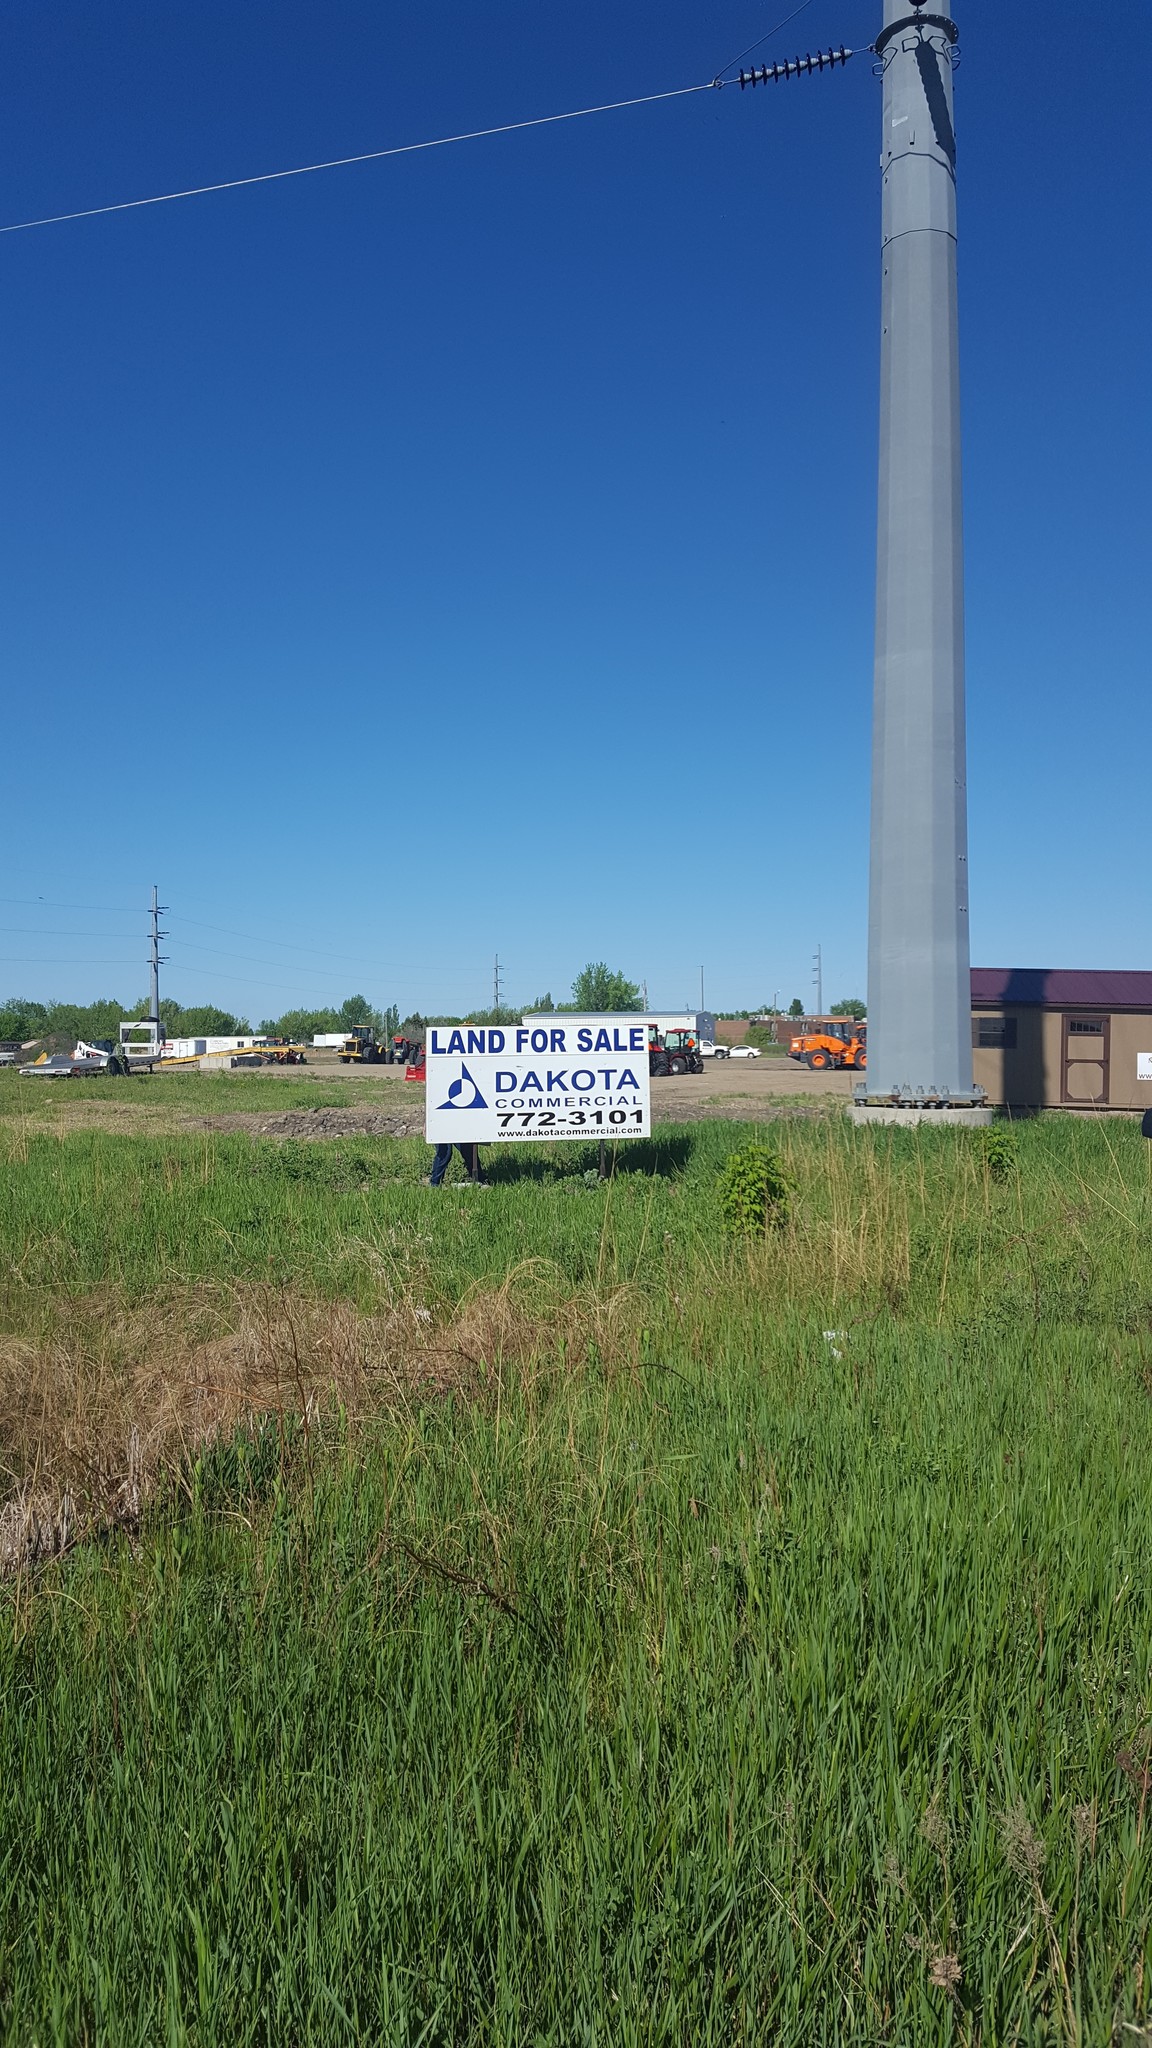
972,968 -> 1152,1010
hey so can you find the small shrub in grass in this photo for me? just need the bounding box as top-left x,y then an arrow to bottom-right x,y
718,1143 -> 791,1236
982,1124 -> 1019,1183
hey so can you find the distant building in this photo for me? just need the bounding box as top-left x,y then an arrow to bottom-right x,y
971,970 -> 1152,1112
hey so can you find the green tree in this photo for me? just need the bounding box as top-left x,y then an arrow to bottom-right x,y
174,1006 -> 247,1036
788,998 -> 805,1019
571,963 -> 642,1012
48,998 -> 127,1046
465,1005 -> 521,1027
830,998 -> 867,1021
0,998 -> 49,1041
338,995 -> 375,1029
532,992 -> 555,1013
259,1007 -> 341,1040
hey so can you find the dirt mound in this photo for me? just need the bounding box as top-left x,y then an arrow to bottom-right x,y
188,1105 -> 425,1139
185,1099 -> 831,1141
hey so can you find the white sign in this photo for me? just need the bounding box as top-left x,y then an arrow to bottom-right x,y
1138,1053 -> 1152,1082
425,1021 -> 651,1143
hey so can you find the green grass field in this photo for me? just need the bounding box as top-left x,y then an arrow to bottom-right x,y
2,1077 -> 1151,2044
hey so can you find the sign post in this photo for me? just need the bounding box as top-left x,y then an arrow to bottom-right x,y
425,1020 -> 651,1148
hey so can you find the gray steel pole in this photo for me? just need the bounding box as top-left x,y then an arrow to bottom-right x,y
863,1 -> 979,1107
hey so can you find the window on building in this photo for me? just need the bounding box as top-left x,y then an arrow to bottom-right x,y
973,1016 -> 1017,1050
1068,1018 -> 1106,1035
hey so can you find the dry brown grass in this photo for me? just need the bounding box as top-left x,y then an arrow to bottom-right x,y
0,1262 -> 641,1576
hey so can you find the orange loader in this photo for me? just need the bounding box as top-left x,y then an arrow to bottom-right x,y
789,1025 -> 867,1072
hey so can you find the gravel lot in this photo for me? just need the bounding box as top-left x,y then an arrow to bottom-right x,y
186,1050 -> 851,1137
2,1049 -> 853,1142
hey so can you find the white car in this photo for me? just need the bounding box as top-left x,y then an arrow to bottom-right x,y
726,1044 -> 762,1059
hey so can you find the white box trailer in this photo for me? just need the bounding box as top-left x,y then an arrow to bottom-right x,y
311,1033 -> 349,1049
522,1009 -> 718,1047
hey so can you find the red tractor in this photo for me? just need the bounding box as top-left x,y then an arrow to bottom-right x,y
648,1028 -> 704,1077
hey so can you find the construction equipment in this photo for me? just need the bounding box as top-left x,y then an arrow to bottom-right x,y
339,1026 -> 387,1064
648,1028 -> 704,1077
259,1038 -> 308,1065
789,1027 -> 867,1071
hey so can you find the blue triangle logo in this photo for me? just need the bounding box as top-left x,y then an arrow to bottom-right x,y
437,1062 -> 488,1111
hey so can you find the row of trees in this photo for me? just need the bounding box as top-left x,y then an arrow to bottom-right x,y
0,992 -> 401,1049
401,965 -> 645,1038
1,971 -> 866,1051
256,997 -> 400,1042
719,998 -> 866,1020
0,995 -> 252,1047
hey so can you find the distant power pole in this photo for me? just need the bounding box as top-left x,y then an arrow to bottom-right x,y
641,979 -> 649,1012
813,945 -> 823,1018
860,0 -> 984,1116
493,954 -> 503,1012
148,885 -> 168,1037
699,965 -> 705,1012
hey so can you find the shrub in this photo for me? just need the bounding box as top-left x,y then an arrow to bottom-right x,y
719,1144 -> 791,1236
982,1124 -> 1019,1183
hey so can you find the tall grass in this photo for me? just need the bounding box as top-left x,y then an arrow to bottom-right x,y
1,1108 -> 1152,2041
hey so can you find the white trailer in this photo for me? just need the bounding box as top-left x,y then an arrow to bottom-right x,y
522,1008 -> 718,1046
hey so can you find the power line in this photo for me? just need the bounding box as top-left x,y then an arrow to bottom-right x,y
0,926 -> 145,940
0,923 -> 488,985
0,908 -> 436,976
0,895 -> 142,915
0,958 -> 147,969
712,0 -> 818,83
168,913 -> 407,967
170,936 -> 446,979
0,80 -> 721,238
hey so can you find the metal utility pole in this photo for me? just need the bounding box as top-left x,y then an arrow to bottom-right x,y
148,885 -> 167,1038
813,946 -> 823,1018
859,0 -> 985,1116
493,954 -> 503,1012
699,965 -> 705,1012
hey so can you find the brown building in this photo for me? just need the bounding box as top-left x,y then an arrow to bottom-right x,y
971,969 -> 1152,1113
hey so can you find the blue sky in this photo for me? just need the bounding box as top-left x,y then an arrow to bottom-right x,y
2,2 -> 1147,1022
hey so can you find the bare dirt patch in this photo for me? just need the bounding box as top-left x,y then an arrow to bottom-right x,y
189,1065 -> 849,1139
188,1105 -> 426,1139
649,1057 -> 851,1120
